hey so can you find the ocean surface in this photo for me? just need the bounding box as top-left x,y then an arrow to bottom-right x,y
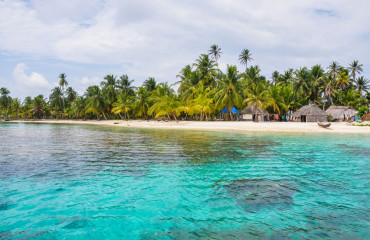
0,123 -> 369,239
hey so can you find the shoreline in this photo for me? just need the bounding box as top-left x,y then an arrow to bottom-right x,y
2,119 -> 370,134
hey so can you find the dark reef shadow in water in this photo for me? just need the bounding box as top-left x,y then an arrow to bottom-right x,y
140,226 -> 300,240
213,178 -> 299,212
337,144 -> 370,156
62,216 -> 90,229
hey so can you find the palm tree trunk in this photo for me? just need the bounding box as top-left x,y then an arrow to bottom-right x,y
102,111 -> 107,120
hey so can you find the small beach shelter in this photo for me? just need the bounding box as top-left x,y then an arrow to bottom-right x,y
221,106 -> 239,114
325,106 -> 357,122
240,106 -> 263,121
291,104 -> 328,122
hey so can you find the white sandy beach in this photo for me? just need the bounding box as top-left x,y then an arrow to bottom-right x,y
5,119 -> 370,134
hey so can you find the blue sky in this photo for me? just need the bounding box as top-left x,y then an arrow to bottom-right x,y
0,0 -> 369,99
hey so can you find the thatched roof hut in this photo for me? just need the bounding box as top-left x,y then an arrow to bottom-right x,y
240,106 -> 264,121
326,106 -> 357,122
291,104 -> 328,122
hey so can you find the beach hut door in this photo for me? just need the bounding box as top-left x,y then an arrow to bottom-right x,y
301,115 -> 307,122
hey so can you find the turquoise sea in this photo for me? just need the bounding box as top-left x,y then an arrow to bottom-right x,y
0,123 -> 369,239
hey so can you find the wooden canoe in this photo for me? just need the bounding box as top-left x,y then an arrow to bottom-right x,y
318,122 -> 331,128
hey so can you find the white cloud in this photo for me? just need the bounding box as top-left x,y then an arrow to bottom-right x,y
13,63 -> 50,91
0,0 -> 369,90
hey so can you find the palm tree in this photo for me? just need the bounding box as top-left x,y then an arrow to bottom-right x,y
143,77 -> 157,91
189,84 -> 215,120
208,44 -> 222,61
355,76 -> 369,94
135,87 -> 151,119
193,54 -> 218,88
265,85 -> 287,114
112,93 -> 134,120
271,71 -> 280,86
244,82 -> 267,120
0,87 -> 11,120
321,76 -> 337,109
148,95 -> 183,121
58,73 -> 68,109
336,71 -> 350,90
215,65 -> 243,120
347,60 -> 363,81
85,85 -> 107,120
310,65 -> 325,103
31,95 -> 46,119
12,98 -> 21,119
71,96 -> 86,119
118,74 -> 136,96
49,87 -> 64,111
242,65 -> 265,89
101,74 -> 118,114
294,67 -> 312,100
239,49 -> 253,71
327,61 -> 341,81
66,87 -> 78,104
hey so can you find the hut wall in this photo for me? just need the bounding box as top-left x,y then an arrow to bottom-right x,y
242,114 -> 253,120
307,115 -> 328,122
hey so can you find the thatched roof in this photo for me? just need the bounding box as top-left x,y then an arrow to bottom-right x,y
292,104 -> 327,117
326,106 -> 357,119
241,106 -> 263,115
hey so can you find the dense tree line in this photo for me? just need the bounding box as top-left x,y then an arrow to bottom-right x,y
1,45 -> 369,121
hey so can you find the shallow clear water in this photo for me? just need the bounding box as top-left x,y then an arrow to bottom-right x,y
0,123 -> 369,239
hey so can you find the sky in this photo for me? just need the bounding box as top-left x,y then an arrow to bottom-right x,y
0,0 -> 369,99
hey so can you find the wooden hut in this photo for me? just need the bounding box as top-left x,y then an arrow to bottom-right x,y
240,106 -> 264,121
291,104 -> 328,122
325,106 -> 357,122
362,113 -> 370,121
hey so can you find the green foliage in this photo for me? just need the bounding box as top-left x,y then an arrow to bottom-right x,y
358,106 -> 369,117
1,49 -> 368,121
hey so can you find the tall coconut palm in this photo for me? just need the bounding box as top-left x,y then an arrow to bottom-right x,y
336,71 -> 350,90
66,87 -> 78,104
265,85 -> 287,114
294,67 -> 312,99
310,65 -> 325,103
148,95 -> 183,121
355,76 -> 369,94
242,65 -> 265,89
215,65 -> 243,120
101,74 -> 118,114
71,96 -> 86,119
244,82 -> 267,120
12,98 -> 21,119
85,85 -> 107,120
208,44 -> 222,61
189,84 -> 215,120
49,87 -> 64,110
327,61 -> 341,81
193,54 -> 218,88
0,87 -> 11,120
143,77 -> 157,91
112,93 -> 134,120
31,95 -> 46,119
239,49 -> 253,71
347,60 -> 363,81
118,74 -> 136,96
271,71 -> 280,86
321,76 -> 337,109
58,73 -> 68,109
135,87 -> 151,119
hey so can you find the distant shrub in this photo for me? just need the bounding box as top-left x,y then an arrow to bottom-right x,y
328,114 -> 333,122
